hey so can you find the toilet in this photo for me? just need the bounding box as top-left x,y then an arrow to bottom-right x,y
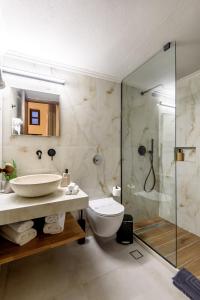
86,197 -> 124,237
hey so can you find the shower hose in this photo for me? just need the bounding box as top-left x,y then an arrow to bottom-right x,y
144,151 -> 156,192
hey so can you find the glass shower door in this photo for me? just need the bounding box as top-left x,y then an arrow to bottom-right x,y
122,43 -> 176,266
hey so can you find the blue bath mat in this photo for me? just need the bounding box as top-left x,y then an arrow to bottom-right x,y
173,268 -> 200,299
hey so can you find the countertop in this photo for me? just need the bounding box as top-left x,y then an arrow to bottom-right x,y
0,188 -> 89,225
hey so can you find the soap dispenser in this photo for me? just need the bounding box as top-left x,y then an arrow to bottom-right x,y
61,169 -> 71,187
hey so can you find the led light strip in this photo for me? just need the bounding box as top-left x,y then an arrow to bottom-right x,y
2,67 -> 66,85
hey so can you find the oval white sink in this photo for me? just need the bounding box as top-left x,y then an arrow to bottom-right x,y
10,174 -> 62,198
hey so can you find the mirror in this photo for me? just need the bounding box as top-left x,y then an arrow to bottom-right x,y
11,88 -> 60,137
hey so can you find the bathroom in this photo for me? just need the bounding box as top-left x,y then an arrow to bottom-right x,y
0,1 -> 200,300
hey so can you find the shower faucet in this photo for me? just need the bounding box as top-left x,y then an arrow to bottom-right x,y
138,145 -> 146,156
149,139 -> 154,154
138,139 -> 154,156
138,139 -> 156,192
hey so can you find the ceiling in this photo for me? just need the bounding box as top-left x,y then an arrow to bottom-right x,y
124,43 -> 175,88
1,0 -> 200,82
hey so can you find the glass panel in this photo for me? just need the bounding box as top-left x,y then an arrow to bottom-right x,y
176,41 -> 200,276
122,43 -> 176,266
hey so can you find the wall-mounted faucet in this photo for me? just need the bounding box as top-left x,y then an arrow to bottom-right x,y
36,150 -> 42,159
47,148 -> 56,160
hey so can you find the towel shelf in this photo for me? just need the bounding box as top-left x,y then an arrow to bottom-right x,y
0,213 -> 85,265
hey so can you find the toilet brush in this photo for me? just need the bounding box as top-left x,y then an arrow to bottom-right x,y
78,210 -> 86,244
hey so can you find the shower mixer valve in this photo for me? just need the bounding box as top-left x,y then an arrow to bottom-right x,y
137,139 -> 156,193
138,145 -> 146,156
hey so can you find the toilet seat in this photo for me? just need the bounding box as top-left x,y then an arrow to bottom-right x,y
86,197 -> 125,237
89,197 -> 124,217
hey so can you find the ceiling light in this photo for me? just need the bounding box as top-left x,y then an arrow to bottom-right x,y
2,67 -> 66,85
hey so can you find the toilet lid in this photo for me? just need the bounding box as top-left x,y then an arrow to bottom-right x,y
89,198 -> 124,216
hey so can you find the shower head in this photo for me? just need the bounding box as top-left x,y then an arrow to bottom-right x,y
141,84 -> 162,96
0,69 -> 5,89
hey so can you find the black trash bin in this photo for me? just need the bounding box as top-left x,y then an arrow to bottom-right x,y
116,214 -> 133,244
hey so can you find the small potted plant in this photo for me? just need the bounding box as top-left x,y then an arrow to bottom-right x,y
2,160 -> 17,193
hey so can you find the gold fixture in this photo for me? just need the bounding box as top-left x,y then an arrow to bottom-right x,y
176,149 -> 184,161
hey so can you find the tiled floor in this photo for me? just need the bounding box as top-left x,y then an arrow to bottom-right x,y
0,236 -> 187,300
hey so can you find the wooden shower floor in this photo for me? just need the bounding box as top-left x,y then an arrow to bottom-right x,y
135,217 -> 200,278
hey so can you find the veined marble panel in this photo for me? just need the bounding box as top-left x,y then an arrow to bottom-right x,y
122,85 -> 160,221
176,70 -> 200,236
122,70 -> 200,237
1,57 -> 121,200
158,109 -> 176,223
122,84 -> 176,224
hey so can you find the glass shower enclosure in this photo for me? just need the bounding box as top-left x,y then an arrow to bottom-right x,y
121,42 -> 176,266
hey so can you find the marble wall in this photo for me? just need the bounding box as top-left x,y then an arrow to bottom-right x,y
176,70 -> 200,236
1,56 -> 121,199
122,84 -> 160,222
158,105 -> 176,223
3,56 -> 199,236
122,83 -> 176,224
122,69 -> 200,237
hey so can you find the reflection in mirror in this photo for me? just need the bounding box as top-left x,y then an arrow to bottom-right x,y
11,88 -> 60,137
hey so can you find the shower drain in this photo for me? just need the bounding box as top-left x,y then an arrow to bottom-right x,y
129,249 -> 144,260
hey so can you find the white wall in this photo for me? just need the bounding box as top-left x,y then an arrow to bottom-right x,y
1,56 -> 121,199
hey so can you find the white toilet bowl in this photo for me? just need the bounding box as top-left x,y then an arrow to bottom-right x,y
86,197 -> 124,237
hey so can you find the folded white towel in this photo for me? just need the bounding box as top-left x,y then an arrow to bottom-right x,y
66,184 -> 79,195
9,220 -> 34,233
45,212 -> 65,224
65,188 -> 71,195
43,223 -> 64,234
0,226 -> 37,246
43,213 -> 65,234
68,182 -> 76,192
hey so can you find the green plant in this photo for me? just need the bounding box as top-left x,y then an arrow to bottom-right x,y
3,160 -> 17,181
